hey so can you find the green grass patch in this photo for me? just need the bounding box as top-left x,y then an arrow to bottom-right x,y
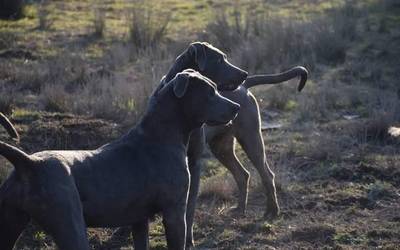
334,232 -> 365,245
12,108 -> 41,121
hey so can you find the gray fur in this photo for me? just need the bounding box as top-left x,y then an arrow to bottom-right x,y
0,70 -> 240,250
160,42 -> 307,247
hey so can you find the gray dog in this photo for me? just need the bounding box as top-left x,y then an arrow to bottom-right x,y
159,42 -> 307,247
0,70 -> 240,250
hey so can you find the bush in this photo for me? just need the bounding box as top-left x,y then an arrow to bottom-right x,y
0,94 -> 15,114
205,2 -> 359,72
128,1 -> 171,51
93,7 -> 106,38
37,1 -> 52,30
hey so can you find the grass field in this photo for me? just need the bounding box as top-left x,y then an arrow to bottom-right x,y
1,0 -> 400,249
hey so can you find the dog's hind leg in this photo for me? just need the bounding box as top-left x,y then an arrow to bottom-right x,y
35,202 -> 89,250
236,127 -> 280,220
31,181 -> 89,250
209,133 -> 250,215
131,219 -> 149,250
0,204 -> 30,250
0,174 -> 30,249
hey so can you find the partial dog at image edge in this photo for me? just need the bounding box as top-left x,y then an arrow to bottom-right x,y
0,113 -> 19,142
0,69 -> 240,250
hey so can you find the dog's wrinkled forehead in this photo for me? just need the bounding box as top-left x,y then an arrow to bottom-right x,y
201,42 -> 226,58
181,69 -> 217,89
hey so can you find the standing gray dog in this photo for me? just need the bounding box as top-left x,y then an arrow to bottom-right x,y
0,70 -> 240,250
160,42 -> 307,247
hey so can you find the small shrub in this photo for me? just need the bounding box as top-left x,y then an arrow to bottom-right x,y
93,7 -> 106,38
128,0 -> 171,50
37,1 -> 52,30
291,224 -> 336,244
40,84 -> 70,113
12,108 -> 41,121
350,112 -> 396,144
0,93 -> 15,114
305,135 -> 342,162
205,1 -> 359,72
367,181 -> 393,203
0,32 -> 17,49
334,232 -> 363,245
199,173 -> 235,202
78,75 -> 148,122
263,85 -> 293,111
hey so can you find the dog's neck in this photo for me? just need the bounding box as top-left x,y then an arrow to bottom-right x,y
127,88 -> 197,148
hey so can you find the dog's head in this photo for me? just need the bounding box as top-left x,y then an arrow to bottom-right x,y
163,69 -> 240,127
165,42 -> 248,91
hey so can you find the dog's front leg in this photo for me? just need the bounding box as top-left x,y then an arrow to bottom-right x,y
131,219 -> 149,250
186,127 -> 205,248
163,207 -> 187,250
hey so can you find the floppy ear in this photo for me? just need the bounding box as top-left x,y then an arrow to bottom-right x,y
173,74 -> 190,98
189,42 -> 207,71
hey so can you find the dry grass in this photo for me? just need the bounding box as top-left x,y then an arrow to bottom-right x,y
0,160 -> 11,183
199,173 -> 236,202
0,0 -> 373,126
1,0 -> 400,249
39,69 -> 153,122
205,1 -> 359,72
128,0 -> 171,51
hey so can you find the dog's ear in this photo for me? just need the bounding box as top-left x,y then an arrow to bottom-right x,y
173,74 -> 190,98
189,42 -> 207,71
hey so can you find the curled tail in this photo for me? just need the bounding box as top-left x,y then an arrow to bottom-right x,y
243,66 -> 308,92
0,112 -> 19,141
0,141 -> 33,173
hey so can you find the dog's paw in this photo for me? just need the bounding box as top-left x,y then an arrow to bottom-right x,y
185,238 -> 195,249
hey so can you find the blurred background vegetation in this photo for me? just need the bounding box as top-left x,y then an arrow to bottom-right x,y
0,0 -> 399,249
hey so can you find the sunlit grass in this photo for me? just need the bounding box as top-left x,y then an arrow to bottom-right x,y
0,0 -> 361,60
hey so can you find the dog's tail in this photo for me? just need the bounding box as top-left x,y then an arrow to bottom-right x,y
243,66 -> 308,92
0,141 -> 33,172
0,112 -> 19,142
